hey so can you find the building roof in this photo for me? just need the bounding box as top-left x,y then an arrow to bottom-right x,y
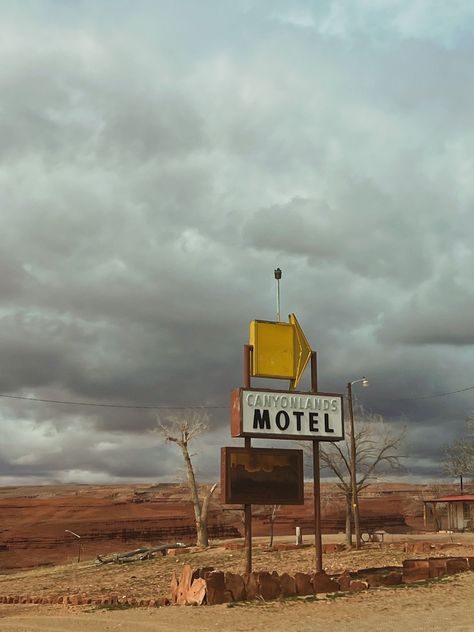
424,495 -> 474,503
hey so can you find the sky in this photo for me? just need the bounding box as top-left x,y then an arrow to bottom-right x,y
1,0 -> 474,486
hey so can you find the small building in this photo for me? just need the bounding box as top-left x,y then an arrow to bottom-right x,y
423,495 -> 474,532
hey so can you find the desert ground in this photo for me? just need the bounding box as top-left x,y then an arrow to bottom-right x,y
0,483 -> 472,631
0,571 -> 471,632
0,533 -> 472,631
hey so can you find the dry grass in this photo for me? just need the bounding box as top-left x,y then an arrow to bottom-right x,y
0,534 -> 472,602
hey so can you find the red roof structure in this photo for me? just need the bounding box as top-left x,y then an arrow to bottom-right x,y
425,495 -> 474,503
423,495 -> 474,532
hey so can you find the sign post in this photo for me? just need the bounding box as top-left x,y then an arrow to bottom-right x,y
222,314 -> 344,575
243,344 -> 252,575
311,351 -> 323,574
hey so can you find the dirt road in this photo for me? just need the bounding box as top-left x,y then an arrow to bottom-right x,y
0,571 -> 472,632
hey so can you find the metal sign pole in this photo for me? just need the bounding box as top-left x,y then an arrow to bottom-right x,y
310,352 -> 323,574
243,344 -> 253,574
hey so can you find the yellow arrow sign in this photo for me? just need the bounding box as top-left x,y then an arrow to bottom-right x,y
288,313 -> 312,390
249,314 -> 312,388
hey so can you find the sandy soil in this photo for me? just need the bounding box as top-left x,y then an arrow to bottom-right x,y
0,571 -> 472,632
0,534 -> 472,631
0,534 -> 473,602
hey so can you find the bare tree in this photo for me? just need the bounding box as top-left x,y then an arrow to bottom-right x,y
442,416 -> 474,493
318,403 -> 405,547
468,413 -> 474,434
157,411 -> 217,547
254,504 -> 281,549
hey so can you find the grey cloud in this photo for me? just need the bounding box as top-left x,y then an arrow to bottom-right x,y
376,268 -> 474,346
0,2 -> 473,484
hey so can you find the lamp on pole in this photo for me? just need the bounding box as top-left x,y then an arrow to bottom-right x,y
347,377 -> 369,549
274,268 -> 282,322
65,529 -> 82,563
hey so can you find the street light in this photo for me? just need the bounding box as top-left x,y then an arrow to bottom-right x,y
65,529 -> 82,563
347,377 -> 369,549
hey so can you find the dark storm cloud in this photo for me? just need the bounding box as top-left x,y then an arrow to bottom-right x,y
0,1 -> 473,484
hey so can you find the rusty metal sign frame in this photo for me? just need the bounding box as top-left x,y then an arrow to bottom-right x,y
220,446 -> 304,506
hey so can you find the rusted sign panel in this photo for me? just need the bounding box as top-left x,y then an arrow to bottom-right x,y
221,446 -> 304,505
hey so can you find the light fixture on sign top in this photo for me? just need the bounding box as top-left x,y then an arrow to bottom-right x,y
347,376 -> 369,550
274,268 -> 282,322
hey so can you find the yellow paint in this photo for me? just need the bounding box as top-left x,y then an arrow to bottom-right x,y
249,314 -> 312,387
289,313 -> 312,390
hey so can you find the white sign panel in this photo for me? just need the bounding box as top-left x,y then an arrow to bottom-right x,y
240,389 -> 344,441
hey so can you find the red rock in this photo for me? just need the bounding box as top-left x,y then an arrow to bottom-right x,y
167,547 -> 191,556
170,571 -> 179,604
403,559 -> 430,582
414,542 -> 433,554
349,580 -> 368,592
225,572 -> 246,602
244,573 -> 259,601
337,571 -> 352,591
158,597 -> 170,606
177,565 -> 193,605
258,572 -> 281,601
186,578 -> 207,605
205,571 -> 225,605
312,572 -> 340,594
294,573 -> 313,596
272,543 -> 310,551
365,573 -> 384,588
383,571 -> 403,586
280,573 -> 297,597
194,566 -> 215,579
406,542 -> 433,554
429,558 -> 447,578
467,556 -> 474,570
446,558 -> 468,574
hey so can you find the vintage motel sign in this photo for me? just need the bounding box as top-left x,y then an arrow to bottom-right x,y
249,313 -> 312,388
231,387 -> 344,441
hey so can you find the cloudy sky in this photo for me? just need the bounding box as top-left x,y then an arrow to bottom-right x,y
1,0 -> 473,486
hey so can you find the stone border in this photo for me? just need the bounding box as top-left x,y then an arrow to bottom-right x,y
0,594 -> 170,607
171,556 -> 474,605
0,555 -> 472,609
